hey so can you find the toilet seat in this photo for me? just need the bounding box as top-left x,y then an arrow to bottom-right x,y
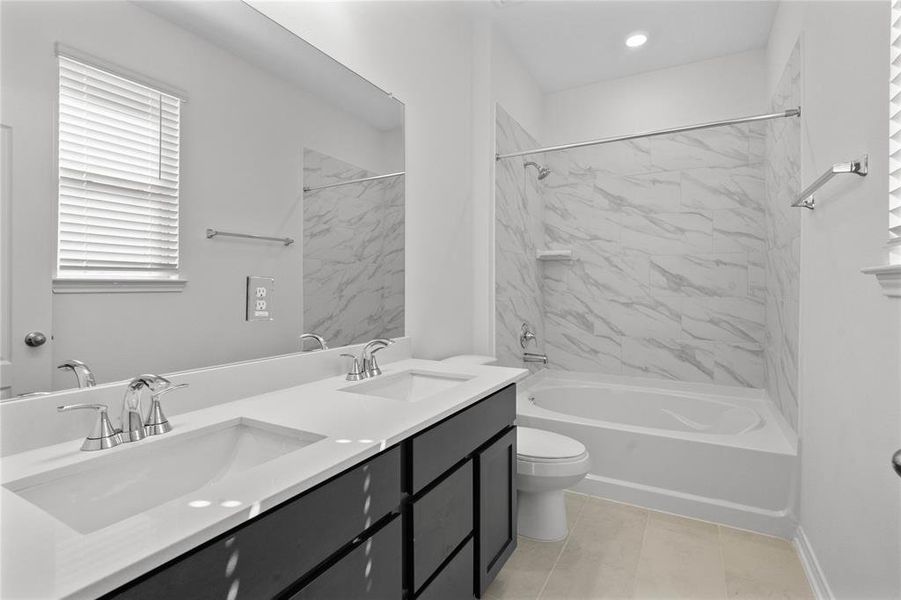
517,426 -> 586,461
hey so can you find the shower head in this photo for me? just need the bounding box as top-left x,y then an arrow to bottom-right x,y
523,161 -> 551,180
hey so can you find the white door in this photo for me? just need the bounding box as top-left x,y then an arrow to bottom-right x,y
1,124 -> 54,397
0,126 -> 12,398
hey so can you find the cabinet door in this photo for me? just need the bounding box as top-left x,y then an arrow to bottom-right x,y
474,427 -> 517,596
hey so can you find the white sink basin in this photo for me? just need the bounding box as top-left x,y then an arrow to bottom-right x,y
4,418 -> 324,533
341,370 -> 474,402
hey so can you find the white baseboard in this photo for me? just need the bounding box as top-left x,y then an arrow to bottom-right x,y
794,526 -> 834,600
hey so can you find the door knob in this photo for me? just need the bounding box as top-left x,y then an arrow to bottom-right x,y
24,331 -> 47,347
893,449 -> 901,478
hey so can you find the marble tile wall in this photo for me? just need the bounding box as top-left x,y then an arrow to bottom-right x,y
495,106 -> 547,370
539,124 -> 768,387
303,149 -> 404,347
764,41 -> 802,430
495,64 -> 802,426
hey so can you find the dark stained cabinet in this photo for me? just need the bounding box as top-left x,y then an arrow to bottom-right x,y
411,460 -> 474,593
104,384 -> 517,600
104,447 -> 402,600
409,385 -> 516,494
416,538 -> 475,600
475,427 -> 517,595
288,516 -> 403,600
408,384 -> 516,599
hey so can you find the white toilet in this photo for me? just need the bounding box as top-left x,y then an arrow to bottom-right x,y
516,426 -> 590,541
441,354 -> 591,542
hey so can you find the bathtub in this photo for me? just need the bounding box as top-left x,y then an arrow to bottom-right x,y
516,370 -> 798,538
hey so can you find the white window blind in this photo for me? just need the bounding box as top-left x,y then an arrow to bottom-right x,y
890,1 -> 901,263
58,55 -> 180,277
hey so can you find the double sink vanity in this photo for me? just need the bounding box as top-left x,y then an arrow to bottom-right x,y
0,349 -> 525,599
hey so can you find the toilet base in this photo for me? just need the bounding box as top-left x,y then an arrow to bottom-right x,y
517,488 -> 568,542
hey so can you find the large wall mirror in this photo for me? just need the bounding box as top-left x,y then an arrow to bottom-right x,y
0,0 -> 405,395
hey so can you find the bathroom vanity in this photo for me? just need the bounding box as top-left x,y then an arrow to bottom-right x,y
104,384 -> 516,600
0,356 -> 524,599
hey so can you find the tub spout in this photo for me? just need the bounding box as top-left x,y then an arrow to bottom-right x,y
523,352 -> 548,365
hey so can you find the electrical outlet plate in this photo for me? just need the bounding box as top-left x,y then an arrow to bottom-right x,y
246,276 -> 274,321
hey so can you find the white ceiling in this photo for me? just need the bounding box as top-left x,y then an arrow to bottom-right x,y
135,0 -> 403,131
474,0 -> 778,93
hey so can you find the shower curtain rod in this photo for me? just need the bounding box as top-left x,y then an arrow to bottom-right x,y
495,108 -> 801,161
303,171 -> 405,193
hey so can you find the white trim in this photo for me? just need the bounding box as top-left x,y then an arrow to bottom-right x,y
52,278 -> 187,294
861,264 -> 901,297
793,526 -> 834,600
54,43 -> 188,102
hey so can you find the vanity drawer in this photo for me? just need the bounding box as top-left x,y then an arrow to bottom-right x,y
409,384 -> 515,493
106,446 -> 402,600
412,459 -> 474,593
416,538 -> 475,600
287,515 -> 403,599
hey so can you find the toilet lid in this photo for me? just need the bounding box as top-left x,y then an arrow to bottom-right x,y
517,427 -> 586,460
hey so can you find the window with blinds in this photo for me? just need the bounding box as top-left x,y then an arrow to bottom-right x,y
891,1 -> 901,264
57,55 -> 180,278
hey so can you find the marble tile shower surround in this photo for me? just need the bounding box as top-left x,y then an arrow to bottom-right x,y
763,42 -> 802,430
303,149 -> 404,347
538,123 -> 769,388
495,105 -> 547,370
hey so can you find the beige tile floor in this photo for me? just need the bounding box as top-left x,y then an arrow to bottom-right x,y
485,493 -> 813,600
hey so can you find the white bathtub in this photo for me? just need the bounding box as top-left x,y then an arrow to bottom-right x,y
516,370 -> 798,538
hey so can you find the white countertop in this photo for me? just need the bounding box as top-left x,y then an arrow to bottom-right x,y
0,359 -> 526,599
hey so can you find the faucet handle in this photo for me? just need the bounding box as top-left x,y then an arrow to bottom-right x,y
365,344 -> 391,377
145,383 -> 188,436
58,403 -> 122,451
340,353 -> 366,382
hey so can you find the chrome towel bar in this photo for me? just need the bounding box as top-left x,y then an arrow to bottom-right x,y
793,155 -> 868,210
303,171 -> 405,193
205,228 -> 294,246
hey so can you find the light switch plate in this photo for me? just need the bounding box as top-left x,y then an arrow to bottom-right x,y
246,276 -> 274,321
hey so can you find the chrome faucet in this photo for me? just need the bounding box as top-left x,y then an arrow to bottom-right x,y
362,338 -> 394,378
119,374 -> 172,443
523,352 -> 548,365
57,359 -> 96,388
300,333 -> 328,351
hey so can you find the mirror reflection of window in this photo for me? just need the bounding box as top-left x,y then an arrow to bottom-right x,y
57,55 -> 182,281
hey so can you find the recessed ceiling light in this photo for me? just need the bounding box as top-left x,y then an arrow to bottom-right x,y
625,32 -> 648,48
